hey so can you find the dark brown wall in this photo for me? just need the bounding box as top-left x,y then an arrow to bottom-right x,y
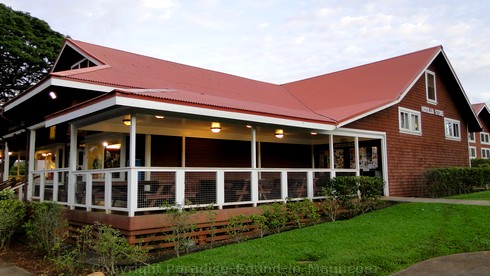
185,137 -> 251,167
151,135 -> 182,167
346,65 -> 470,196
261,142 -> 312,168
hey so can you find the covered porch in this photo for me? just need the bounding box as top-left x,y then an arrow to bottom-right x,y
13,108 -> 388,216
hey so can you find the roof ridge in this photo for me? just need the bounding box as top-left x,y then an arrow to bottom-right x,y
283,45 -> 443,85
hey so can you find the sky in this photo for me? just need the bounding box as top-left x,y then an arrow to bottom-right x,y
2,0 -> 490,105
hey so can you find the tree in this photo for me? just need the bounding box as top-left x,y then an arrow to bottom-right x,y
0,4 -> 65,104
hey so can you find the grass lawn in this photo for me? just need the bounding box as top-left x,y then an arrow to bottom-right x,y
123,203 -> 490,276
447,190 -> 490,200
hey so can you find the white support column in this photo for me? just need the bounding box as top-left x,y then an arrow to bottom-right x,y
307,170 -> 314,199
2,142 -> 8,182
181,136 -> 186,167
175,170 -> 185,205
128,115 -> 138,217
281,170 -> 288,201
251,127 -> 258,206
354,136 -> 360,176
28,130 -> 36,201
216,170 -> 224,209
251,128 -> 257,168
104,172 -> 112,213
329,134 -> 335,179
68,124 -> 77,209
145,134 -> 151,180
381,136 -> 390,196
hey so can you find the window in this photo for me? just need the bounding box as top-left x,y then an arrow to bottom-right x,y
399,107 -> 421,135
482,148 -> 490,159
469,147 -> 477,159
70,58 -> 95,70
468,132 -> 476,143
425,70 -> 437,104
444,118 -> 461,140
481,132 -> 490,144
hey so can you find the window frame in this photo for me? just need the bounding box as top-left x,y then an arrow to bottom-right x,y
469,146 -> 477,159
481,132 -> 490,145
468,132 -> 476,143
425,70 -> 437,104
482,148 -> 490,159
444,118 -> 461,141
398,107 -> 422,135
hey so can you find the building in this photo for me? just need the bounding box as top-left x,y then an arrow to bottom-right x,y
469,103 -> 490,159
0,38 -> 482,220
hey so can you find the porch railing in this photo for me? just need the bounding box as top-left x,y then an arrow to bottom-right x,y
29,167 -> 358,216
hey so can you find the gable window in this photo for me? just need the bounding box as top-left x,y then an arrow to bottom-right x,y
482,148 -> 490,159
399,107 -> 421,135
444,118 -> 461,140
469,146 -> 477,159
468,132 -> 476,143
481,132 -> 490,144
425,70 -> 437,104
70,58 -> 95,70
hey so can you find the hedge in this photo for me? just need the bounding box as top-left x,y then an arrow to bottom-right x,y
424,167 -> 490,197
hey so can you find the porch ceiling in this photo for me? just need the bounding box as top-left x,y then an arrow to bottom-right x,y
77,112 -> 333,144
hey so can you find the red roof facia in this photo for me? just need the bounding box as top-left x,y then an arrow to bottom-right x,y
50,38 -> 445,125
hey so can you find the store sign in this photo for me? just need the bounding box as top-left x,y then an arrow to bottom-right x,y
421,106 -> 444,117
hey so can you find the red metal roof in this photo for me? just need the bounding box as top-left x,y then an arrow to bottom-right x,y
282,46 -> 442,124
49,39 -> 452,126
472,103 -> 486,115
51,39 -> 334,124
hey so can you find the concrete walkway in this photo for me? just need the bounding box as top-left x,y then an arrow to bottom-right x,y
392,251 -> 490,276
383,196 -> 490,206
0,259 -> 33,276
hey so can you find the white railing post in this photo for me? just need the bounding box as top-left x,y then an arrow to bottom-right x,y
86,173 -> 93,211
251,170 -> 258,206
307,170 -> 314,199
68,124 -> 77,209
28,131 -> 36,201
53,171 -> 59,202
104,172 -> 112,214
281,171 -> 288,201
175,169 -> 185,205
39,173 -> 45,202
128,168 -> 138,217
216,170 -> 224,209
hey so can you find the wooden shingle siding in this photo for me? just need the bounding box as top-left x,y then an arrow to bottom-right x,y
346,65 -> 469,196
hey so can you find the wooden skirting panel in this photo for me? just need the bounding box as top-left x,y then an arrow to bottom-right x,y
65,207 -> 263,251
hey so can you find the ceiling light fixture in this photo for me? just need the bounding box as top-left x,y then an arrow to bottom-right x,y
275,129 -> 284,138
211,122 -> 221,133
49,91 -> 57,99
123,119 -> 131,126
155,115 -> 164,119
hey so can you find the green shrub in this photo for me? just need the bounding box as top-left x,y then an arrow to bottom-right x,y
286,198 -> 320,228
24,202 -> 67,256
471,158 -> 490,167
226,214 -> 249,243
0,199 -> 26,249
319,186 -> 340,221
425,167 -> 490,197
0,189 -> 15,200
260,202 -> 288,233
163,202 -> 197,257
249,214 -> 268,238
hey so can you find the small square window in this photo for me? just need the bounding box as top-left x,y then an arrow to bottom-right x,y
481,133 -> 490,144
468,132 -> 475,142
426,70 -> 437,104
482,148 -> 490,159
444,118 -> 461,140
399,107 -> 421,135
469,147 -> 477,159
